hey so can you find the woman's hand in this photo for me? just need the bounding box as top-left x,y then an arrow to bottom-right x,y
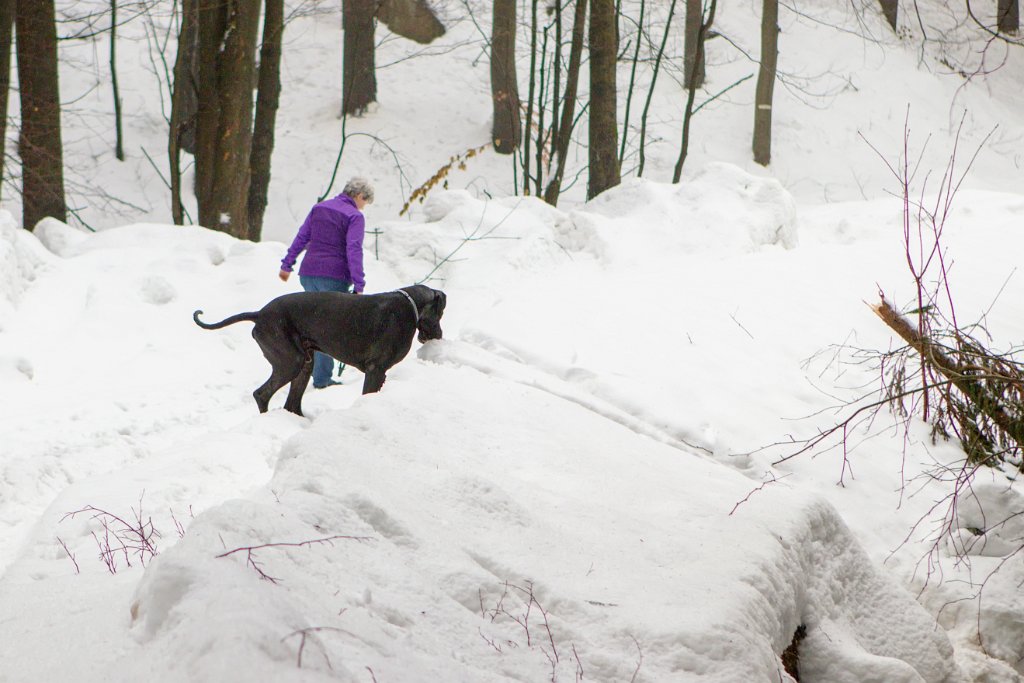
278,270 -> 290,282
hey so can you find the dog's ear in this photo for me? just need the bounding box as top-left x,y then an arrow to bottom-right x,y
433,290 -> 446,315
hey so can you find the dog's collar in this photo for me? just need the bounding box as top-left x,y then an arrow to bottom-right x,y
396,289 -> 420,323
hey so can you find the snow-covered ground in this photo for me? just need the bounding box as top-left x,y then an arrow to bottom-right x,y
2,0 -> 1024,681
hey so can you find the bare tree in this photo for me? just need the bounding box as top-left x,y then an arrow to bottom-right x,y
684,0 -> 705,89
618,0 -> 645,165
110,0 -> 124,161
543,0 -> 586,204
342,0 -> 376,116
752,0 -> 778,166
169,0 -> 197,225
637,0 -> 676,177
344,0 -> 444,117
491,0 -> 522,153
247,0 -> 285,240
16,0 -> 66,229
588,0 -> 620,198
672,0 -> 716,182
0,0 -> 13,201
194,0 -> 260,237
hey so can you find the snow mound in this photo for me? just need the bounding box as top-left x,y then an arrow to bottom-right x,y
377,193 -> 576,289
33,217 -> 89,256
0,210 -> 52,327
64,223 -> 236,264
571,163 -> 799,263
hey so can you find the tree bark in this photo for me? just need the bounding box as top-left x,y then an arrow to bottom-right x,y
343,0 -> 376,116
587,0 -> 620,199
683,0 -> 705,89
491,0 -> 521,154
195,0 -> 260,238
247,0 -> 284,240
543,0 -> 586,205
15,0 -> 65,229
169,0 -> 198,225
0,0 -> 14,202
752,0 -> 778,167
998,0 -> 1019,34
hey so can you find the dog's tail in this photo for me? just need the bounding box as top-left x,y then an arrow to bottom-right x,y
193,310 -> 260,330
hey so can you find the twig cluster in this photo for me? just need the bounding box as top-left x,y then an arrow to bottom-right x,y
478,580 -> 582,682
61,494 -> 161,574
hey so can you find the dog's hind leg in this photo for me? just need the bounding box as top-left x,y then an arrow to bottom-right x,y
254,361 -> 303,413
252,328 -> 305,414
283,353 -> 314,416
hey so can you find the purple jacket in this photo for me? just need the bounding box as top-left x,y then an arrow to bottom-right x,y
281,193 -> 366,292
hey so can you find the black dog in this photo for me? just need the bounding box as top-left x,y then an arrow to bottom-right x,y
194,285 -> 446,416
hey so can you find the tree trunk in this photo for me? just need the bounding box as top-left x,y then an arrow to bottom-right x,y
195,0 -> 260,238
752,0 -> 778,166
0,0 -> 14,202
587,0 -> 620,199
15,0 -> 65,229
247,0 -> 284,241
543,0 -> 586,205
110,0 -> 124,160
523,0 -> 540,192
618,0 -> 645,165
169,0 -> 198,225
343,0 -> 376,116
491,0 -> 521,154
998,0 -> 1018,34
672,0 -> 715,182
879,0 -> 897,31
637,0 -> 676,177
683,0 -> 705,89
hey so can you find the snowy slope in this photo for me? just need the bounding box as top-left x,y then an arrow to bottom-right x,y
2,0 -> 1024,681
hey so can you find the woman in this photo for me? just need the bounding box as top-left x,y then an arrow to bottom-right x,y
279,177 -> 373,388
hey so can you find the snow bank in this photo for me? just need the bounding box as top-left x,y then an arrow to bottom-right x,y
121,346 -> 958,681
570,163 -> 799,265
0,211 -> 51,325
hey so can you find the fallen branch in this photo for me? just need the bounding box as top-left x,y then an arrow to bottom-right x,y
873,294 -> 1024,458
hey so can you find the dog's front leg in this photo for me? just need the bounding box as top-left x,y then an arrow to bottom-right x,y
362,367 -> 386,394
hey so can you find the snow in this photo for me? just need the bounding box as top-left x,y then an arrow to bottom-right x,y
2,0 -> 1024,681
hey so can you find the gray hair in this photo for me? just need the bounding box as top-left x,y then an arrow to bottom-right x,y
343,177 -> 374,204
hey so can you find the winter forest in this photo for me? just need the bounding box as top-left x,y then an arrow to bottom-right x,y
3,0 -> 1024,681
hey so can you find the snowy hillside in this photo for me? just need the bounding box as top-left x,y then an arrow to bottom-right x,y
2,0 -> 1024,681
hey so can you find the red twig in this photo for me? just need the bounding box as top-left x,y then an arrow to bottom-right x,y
729,473 -> 792,516
217,535 -> 373,583
281,626 -> 343,669
629,635 -> 643,683
56,536 -> 80,575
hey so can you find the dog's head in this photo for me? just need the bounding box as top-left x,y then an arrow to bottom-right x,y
413,287 -> 446,343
